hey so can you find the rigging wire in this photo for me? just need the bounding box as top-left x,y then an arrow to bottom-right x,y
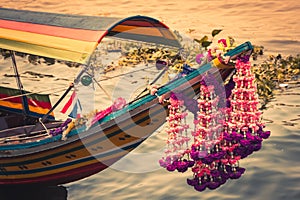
0,86 -> 69,101
0,62 -> 158,101
96,64 -> 157,82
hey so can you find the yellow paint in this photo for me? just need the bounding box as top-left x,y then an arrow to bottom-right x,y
212,57 -> 232,69
0,28 -> 96,54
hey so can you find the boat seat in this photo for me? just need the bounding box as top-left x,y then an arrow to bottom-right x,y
0,114 -> 28,132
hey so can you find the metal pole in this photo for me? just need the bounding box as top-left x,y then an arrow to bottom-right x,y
40,83 -> 74,123
10,51 -> 29,115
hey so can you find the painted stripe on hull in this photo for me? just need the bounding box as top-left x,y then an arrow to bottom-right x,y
1,155 -> 122,185
0,159 -> 108,185
0,138 -> 143,185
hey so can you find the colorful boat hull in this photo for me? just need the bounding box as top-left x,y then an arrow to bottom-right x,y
0,67 -> 202,185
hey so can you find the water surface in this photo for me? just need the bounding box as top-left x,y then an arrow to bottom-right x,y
0,1 -> 299,199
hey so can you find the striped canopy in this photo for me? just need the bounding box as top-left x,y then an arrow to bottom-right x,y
0,8 -> 181,64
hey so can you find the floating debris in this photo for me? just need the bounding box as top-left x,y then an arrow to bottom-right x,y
23,71 -> 55,78
117,47 -> 180,67
252,54 -> 300,107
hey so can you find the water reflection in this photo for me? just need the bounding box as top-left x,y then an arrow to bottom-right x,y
0,185 -> 67,200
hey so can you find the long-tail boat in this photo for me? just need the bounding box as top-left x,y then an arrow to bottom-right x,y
0,8 -> 253,185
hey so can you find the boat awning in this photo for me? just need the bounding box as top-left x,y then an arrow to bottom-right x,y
0,8 -> 181,64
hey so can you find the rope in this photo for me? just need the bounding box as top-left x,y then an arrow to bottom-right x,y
38,118 -> 50,135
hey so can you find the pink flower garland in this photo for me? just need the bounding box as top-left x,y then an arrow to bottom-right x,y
159,93 -> 193,172
229,60 -> 263,133
89,97 -> 126,127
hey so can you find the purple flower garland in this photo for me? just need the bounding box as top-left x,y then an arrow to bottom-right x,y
159,58 -> 270,192
49,118 -> 72,136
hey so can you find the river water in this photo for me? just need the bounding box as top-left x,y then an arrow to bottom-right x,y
0,0 -> 299,199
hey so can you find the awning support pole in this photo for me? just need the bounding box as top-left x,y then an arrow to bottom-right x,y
10,51 -> 29,116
